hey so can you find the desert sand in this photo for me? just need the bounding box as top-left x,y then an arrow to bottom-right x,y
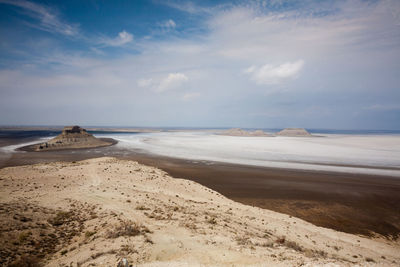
0,157 -> 399,266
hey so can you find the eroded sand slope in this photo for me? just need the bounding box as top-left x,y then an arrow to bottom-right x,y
0,157 -> 399,266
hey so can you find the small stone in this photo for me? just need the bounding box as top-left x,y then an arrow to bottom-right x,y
117,258 -> 129,267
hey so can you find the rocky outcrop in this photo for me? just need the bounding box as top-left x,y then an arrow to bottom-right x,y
276,128 -> 312,137
23,126 -> 116,151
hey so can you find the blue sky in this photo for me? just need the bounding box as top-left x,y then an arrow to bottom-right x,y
0,0 -> 399,129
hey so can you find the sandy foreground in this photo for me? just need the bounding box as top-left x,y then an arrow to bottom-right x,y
0,157 -> 399,266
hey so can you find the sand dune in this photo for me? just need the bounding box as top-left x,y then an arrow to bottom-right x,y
0,157 -> 399,266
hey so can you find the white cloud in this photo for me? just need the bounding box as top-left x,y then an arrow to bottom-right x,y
364,104 -> 400,111
245,60 -> 304,85
137,78 -> 153,88
99,30 -> 133,47
0,0 -> 79,36
157,73 -> 189,92
161,1 -> 215,15
182,92 -> 200,101
90,47 -> 105,55
161,19 -> 176,30
137,73 -> 189,93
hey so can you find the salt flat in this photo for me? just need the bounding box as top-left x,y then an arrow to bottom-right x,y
103,132 -> 400,176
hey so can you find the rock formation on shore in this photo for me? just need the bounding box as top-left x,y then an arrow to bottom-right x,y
25,126 -> 116,151
220,128 -> 272,137
276,128 -> 312,137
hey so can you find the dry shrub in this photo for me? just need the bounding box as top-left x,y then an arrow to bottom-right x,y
284,240 -> 303,252
85,231 -> 96,238
275,236 -> 303,252
48,211 -> 73,226
120,244 -> 137,254
276,236 -> 286,244
18,232 -> 32,243
145,237 -> 154,244
207,217 -> 217,225
235,236 -> 252,246
135,205 -> 150,211
257,241 -> 274,248
106,220 -> 150,238
183,222 -> 197,230
365,257 -> 375,263
305,249 -> 328,258
90,250 -> 117,259
77,250 -> 117,266
8,255 -> 42,267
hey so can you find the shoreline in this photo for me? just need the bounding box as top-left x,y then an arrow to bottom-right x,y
1,145 -> 400,239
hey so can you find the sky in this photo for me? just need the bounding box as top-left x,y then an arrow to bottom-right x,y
0,0 -> 399,129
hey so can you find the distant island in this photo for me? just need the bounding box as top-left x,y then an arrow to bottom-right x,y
20,126 -> 117,152
276,128 -> 312,137
220,128 -> 272,137
220,128 -> 312,137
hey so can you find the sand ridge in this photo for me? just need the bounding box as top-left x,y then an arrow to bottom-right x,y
0,157 -> 399,266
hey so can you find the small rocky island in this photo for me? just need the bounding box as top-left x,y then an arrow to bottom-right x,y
276,128 -> 312,137
220,128 -> 272,137
22,126 -> 117,152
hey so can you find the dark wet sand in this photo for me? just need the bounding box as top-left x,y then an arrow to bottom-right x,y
1,145 -> 400,239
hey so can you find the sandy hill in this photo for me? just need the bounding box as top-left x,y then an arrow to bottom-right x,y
0,157 -> 399,266
22,126 -> 116,152
220,128 -> 272,137
276,128 -> 312,137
